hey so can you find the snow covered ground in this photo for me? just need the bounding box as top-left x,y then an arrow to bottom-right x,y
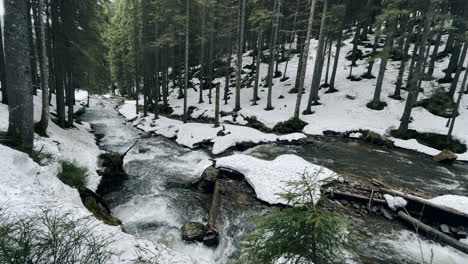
118,103 -> 306,155
141,33 -> 468,160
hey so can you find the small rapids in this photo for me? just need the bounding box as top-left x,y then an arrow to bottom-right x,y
80,97 -> 468,264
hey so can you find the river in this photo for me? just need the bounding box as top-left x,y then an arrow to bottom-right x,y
80,97 -> 468,264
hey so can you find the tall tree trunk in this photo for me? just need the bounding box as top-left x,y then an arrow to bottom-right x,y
26,0 -> 39,96
66,71 -> 74,127
323,38 -> 332,86
183,0 -> 189,123
4,0 -> 34,153
328,29 -> 343,93
224,26 -> 233,105
449,43 -> 468,96
348,23 -> 361,78
253,31 -> 263,105
153,21 -> 160,119
199,0 -> 206,104
162,47 -> 168,108
304,0 -> 329,113
132,0 -> 139,115
447,59 -> 468,141
369,32 -> 393,109
214,83 -> 220,127
362,33 -> 380,79
281,0 -> 300,81
428,30 -> 443,76
393,20 -> 415,99
265,0 -> 281,110
397,12 -> 432,135
293,0 -> 317,120
0,23 -> 8,105
52,1 -> 65,128
208,25 -> 215,104
234,0 -> 246,112
35,0 -> 50,136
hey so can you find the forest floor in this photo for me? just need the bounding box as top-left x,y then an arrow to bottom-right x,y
120,33 -> 468,160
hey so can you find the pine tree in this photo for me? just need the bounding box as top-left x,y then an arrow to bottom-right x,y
4,0 -> 34,153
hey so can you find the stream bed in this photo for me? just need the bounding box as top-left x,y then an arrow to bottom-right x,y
80,97 -> 468,264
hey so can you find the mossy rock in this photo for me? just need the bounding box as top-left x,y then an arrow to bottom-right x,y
244,116 -> 272,133
391,129 -> 467,154
79,188 -> 122,226
96,152 -> 128,196
273,118 -> 308,134
361,130 -> 394,148
366,101 -> 387,110
416,89 -> 456,118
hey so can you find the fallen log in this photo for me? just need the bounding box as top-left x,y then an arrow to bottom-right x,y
329,190 -> 387,206
398,211 -> 468,255
204,180 -> 220,247
382,188 -> 468,226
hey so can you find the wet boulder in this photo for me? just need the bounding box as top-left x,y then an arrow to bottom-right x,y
433,150 -> 457,164
203,228 -> 220,247
195,166 -> 219,193
361,130 -> 394,148
181,222 -> 208,242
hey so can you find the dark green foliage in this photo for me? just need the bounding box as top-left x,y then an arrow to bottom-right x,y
417,89 -> 456,118
0,209 -> 111,264
391,129 -> 467,153
58,161 -> 88,190
273,118 -> 308,133
235,171 -> 349,264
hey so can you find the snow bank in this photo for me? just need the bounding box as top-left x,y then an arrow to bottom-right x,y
429,195 -> 468,215
0,144 -> 205,263
118,101 -> 306,155
383,194 -> 408,211
215,154 -> 337,205
0,90 -> 102,191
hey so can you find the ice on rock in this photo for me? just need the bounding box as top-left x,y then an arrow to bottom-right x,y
384,194 -> 408,211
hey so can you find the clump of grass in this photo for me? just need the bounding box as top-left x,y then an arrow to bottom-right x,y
58,161 -> 88,190
273,118 -> 308,133
417,89 -> 456,118
0,208 -> 112,263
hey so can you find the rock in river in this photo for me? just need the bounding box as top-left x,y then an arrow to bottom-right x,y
181,222 -> 208,242
433,150 -> 458,163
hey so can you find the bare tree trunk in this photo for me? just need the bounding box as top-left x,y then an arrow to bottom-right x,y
304,0 -> 329,113
214,83 -> 220,127
362,33 -> 380,79
369,32 -> 393,109
234,0 -> 246,112
224,26 -> 233,105
265,0 -> 281,110
199,0 -> 206,104
153,21 -> 160,119
281,0 -> 300,81
4,0 -> 34,153
397,12 -> 432,135
447,58 -> 468,141
449,43 -> 468,96
328,29 -> 343,92
253,31 -> 262,105
0,23 -> 8,105
183,0 -> 189,123
293,0 -> 317,120
393,20 -> 414,99
35,0 -> 50,136
132,0 -> 139,115
428,30 -> 442,76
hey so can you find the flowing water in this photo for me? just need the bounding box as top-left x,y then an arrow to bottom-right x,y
80,97 -> 468,264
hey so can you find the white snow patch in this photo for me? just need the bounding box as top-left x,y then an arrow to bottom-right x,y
429,195 -> 468,215
215,154 -> 337,205
118,101 -> 306,155
383,194 -> 408,211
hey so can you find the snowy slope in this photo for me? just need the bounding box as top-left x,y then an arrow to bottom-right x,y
156,33 -> 468,160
